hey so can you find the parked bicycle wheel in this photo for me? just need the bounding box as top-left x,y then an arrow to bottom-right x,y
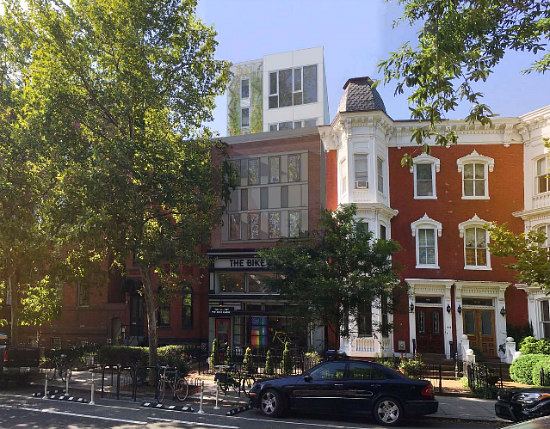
241,375 -> 256,397
157,378 -> 166,403
175,378 -> 189,401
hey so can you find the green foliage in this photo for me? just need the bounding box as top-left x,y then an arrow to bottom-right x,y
519,336 -> 550,355
532,357 -> 550,386
281,342 -> 293,375
510,354 -> 549,385
19,278 -> 62,336
243,347 -> 255,374
375,358 -> 398,369
210,339 -> 219,370
399,356 -> 425,379
224,344 -> 231,365
507,323 -> 535,349
249,69 -> 263,133
489,223 -> 550,290
259,205 -> 401,340
379,0 -> 549,148
157,345 -> 190,376
264,349 -> 274,376
304,351 -> 322,366
97,346 -> 148,368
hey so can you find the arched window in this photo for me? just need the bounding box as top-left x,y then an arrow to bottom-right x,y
458,214 -> 491,269
411,214 -> 442,268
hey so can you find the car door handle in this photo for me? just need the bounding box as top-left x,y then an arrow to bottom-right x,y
334,383 -> 344,388
370,384 -> 382,388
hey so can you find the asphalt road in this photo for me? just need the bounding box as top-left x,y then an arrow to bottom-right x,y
0,391 -> 511,429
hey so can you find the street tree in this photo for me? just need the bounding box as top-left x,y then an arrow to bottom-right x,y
259,205 -> 401,344
379,0 -> 549,157
0,0 -> 230,366
488,223 -> 550,290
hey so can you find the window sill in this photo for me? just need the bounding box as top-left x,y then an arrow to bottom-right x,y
461,196 -> 490,200
415,264 -> 440,269
464,265 -> 492,271
414,196 -> 437,200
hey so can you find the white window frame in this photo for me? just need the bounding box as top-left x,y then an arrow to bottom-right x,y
241,107 -> 250,129
268,65 -> 318,109
240,78 -> 250,100
458,214 -> 491,270
354,153 -> 369,189
411,214 -> 442,268
536,156 -> 549,194
377,157 -> 384,194
537,224 -> 550,249
457,150 -> 494,200
410,153 -> 439,199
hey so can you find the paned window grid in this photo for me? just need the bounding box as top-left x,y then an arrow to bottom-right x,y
463,163 -> 486,197
465,227 -> 488,266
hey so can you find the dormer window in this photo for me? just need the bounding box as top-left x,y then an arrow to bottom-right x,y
457,150 -> 494,200
410,153 -> 440,199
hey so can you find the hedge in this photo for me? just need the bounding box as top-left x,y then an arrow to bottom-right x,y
519,336 -> 550,355
510,354 -> 548,385
532,357 -> 550,386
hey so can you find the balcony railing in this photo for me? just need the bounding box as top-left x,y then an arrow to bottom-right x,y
532,192 -> 550,210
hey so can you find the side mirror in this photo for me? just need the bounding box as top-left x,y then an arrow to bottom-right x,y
303,374 -> 312,382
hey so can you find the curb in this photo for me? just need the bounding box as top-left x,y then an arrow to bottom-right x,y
141,402 -> 194,412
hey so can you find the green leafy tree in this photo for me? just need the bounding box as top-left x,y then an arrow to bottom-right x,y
242,346 -> 254,374
0,0 -> 230,365
210,339 -> 219,370
259,205 -> 401,342
264,349 -> 274,376
379,0 -> 549,154
488,223 -> 550,290
281,342 -> 292,375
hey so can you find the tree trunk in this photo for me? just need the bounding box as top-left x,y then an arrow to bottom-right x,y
9,274 -> 19,346
139,267 -> 158,383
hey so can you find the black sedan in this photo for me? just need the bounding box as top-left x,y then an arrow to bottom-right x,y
248,359 -> 438,426
496,388 -> 550,422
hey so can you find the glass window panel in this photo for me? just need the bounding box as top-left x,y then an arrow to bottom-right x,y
293,92 -> 303,105
157,305 -> 170,328
475,163 -> 485,179
241,108 -> 250,128
269,123 -> 277,131
229,160 -> 241,184
481,311 -> 493,335
303,65 -> 318,104
474,178 -> 485,196
380,225 -> 387,240
377,158 -> 384,193
289,211 -> 301,238
358,301 -> 372,336
260,187 -> 268,209
464,311 -> 475,335
354,154 -> 368,181
433,311 -> 440,334
281,185 -> 288,208
229,214 -> 241,240
416,164 -> 433,196
293,68 -> 302,91
278,69 -> 292,107
248,213 -> 260,240
462,298 -> 493,306
416,296 -> 442,304
288,154 -> 301,182
537,158 -> 549,193
303,119 -> 317,127
241,189 -> 248,211
269,157 -> 280,183
269,72 -> 277,95
417,310 -> 425,334
228,189 -> 239,212
293,121 -> 302,129
464,164 -> 474,179
278,121 -> 292,130
268,212 -> 281,239
218,273 -> 245,293
269,95 -> 278,109
464,180 -> 474,196
241,78 -> 249,99
248,158 -> 259,185
416,163 -> 432,179
247,273 -> 274,293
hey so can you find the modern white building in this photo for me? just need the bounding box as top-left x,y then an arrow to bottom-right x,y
227,47 -> 330,136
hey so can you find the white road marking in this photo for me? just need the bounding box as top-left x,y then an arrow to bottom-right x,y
148,416 -> 239,428
0,404 -> 148,425
230,413 -> 376,429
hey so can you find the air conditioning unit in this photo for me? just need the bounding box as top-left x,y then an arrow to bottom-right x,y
355,180 -> 368,189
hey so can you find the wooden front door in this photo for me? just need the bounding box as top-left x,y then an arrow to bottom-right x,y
463,309 -> 496,356
415,307 -> 444,353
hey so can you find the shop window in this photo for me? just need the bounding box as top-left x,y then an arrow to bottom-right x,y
250,316 -> 267,347
288,154 -> 301,182
247,273 -> 272,293
357,301 -> 372,336
218,273 -> 245,293
182,290 -> 193,329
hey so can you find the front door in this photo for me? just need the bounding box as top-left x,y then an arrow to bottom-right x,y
215,318 -> 231,360
463,309 -> 496,356
415,307 -> 444,353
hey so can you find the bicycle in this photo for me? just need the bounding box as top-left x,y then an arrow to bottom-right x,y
214,364 -> 256,397
156,365 -> 189,403
46,353 -> 71,382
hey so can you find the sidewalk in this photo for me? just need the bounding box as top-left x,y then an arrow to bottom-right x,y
35,370 -> 508,423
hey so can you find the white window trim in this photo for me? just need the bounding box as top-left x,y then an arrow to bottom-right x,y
354,153 -> 369,189
411,213 -> 442,269
458,214 -> 492,270
535,155 -> 550,195
410,153 -> 439,199
240,77 -> 250,100
457,150 -> 494,200
377,157 -> 385,194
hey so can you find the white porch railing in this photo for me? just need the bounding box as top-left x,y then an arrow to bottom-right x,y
532,193 -> 550,210
352,336 -> 392,356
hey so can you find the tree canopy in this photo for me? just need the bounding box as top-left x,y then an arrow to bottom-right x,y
379,0 -> 549,152
259,205 -> 401,342
0,0 -> 230,361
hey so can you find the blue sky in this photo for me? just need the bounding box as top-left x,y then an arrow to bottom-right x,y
197,0 -> 550,136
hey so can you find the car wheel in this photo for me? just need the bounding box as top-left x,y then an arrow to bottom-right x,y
260,389 -> 285,417
373,397 -> 403,426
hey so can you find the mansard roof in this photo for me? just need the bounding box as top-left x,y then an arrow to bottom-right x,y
338,77 -> 386,114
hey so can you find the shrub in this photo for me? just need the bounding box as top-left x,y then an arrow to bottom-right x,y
519,336 -> 550,355
242,347 -> 254,374
97,346 -> 147,367
304,350 -> 322,367
224,344 -> 231,365
157,345 -> 190,376
510,354 -> 548,384
265,350 -> 274,376
281,342 -> 292,375
209,339 -> 219,370
532,356 -> 550,386
399,356 -> 425,379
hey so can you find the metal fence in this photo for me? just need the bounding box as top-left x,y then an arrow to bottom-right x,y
466,362 -> 505,393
